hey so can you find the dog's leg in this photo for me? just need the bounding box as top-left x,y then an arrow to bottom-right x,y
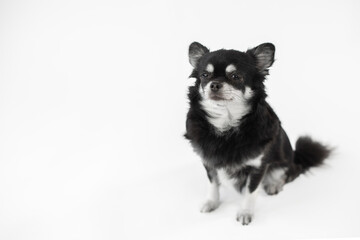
263,168 -> 286,195
200,165 -> 220,213
236,167 -> 267,225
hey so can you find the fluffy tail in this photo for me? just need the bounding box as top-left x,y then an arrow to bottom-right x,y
294,136 -> 331,174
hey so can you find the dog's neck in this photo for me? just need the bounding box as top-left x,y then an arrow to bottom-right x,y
200,98 -> 251,133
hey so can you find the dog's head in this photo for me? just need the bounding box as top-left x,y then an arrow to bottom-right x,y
188,42 -> 275,104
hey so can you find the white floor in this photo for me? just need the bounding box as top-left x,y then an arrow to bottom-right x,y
0,132 -> 359,240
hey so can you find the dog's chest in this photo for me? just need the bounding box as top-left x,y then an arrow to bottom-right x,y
200,101 -> 249,132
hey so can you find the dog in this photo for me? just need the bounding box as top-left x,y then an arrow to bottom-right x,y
184,42 -> 331,225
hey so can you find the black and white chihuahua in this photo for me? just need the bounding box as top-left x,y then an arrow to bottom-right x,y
184,42 -> 331,225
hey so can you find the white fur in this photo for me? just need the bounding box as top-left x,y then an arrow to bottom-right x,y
242,181 -> 259,213
226,64 -> 236,73
245,154 -> 263,168
208,181 -> 219,201
217,168 -> 237,189
206,63 -> 214,73
199,83 -> 253,132
200,180 -> 220,212
237,178 -> 260,224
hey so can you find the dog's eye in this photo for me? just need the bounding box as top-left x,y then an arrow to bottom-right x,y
231,74 -> 240,80
201,73 -> 209,78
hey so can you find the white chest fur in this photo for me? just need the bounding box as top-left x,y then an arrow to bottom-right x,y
199,84 -> 252,132
200,100 -> 247,132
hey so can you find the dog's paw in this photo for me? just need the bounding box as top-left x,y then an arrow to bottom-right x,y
200,200 -> 220,213
264,183 -> 283,195
236,212 -> 253,225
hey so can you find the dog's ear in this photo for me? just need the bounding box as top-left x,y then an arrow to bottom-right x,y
247,43 -> 275,75
188,42 -> 209,68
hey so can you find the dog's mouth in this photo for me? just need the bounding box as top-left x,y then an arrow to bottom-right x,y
210,95 -> 225,101
209,92 -> 229,101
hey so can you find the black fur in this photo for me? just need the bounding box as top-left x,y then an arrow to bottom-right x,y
294,136 -> 331,174
184,42 -> 331,224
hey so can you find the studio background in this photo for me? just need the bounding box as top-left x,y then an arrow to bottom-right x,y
0,0 -> 359,239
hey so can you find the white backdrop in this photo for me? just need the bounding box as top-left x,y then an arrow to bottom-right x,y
1,0 -> 360,239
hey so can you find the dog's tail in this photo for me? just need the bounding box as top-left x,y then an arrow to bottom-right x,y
293,136 -> 331,176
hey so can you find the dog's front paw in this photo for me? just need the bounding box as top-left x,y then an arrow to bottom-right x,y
236,212 -> 253,225
200,200 -> 219,213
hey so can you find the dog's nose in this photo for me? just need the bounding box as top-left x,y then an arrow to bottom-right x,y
210,82 -> 223,92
